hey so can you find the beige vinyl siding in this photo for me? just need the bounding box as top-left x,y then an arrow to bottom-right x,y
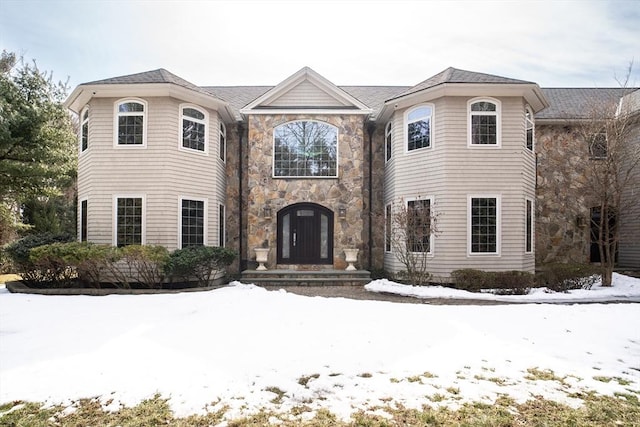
383,96 -> 535,279
77,96 -> 227,250
267,81 -> 349,108
618,123 -> 640,268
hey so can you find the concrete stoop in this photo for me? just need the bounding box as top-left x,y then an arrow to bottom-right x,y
240,269 -> 371,287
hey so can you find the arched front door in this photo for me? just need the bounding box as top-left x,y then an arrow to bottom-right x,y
277,203 -> 334,264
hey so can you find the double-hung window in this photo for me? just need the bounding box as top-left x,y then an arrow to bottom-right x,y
406,105 -> 432,151
80,198 -> 88,242
80,107 -> 89,152
218,204 -> 225,247
116,99 -> 146,146
385,204 -> 392,252
181,106 -> 207,152
115,197 -> 143,247
180,198 -> 206,248
469,99 -> 500,146
469,196 -> 499,254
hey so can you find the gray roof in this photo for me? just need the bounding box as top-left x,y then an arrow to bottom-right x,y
390,67 -> 535,101
536,88 -> 634,120
84,68 -> 215,98
79,68 -> 638,122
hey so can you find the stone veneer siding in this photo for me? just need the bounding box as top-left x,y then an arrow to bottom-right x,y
245,114 -> 368,269
535,124 -> 592,264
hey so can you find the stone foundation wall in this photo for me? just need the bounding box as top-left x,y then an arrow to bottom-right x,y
246,114 -> 367,269
535,124 -> 592,264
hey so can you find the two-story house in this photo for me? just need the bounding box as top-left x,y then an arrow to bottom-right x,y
64,66 -> 639,282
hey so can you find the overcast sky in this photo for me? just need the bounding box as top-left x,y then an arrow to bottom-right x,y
1,0 -> 639,91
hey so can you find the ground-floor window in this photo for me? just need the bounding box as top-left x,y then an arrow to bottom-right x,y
469,196 -> 499,254
80,198 -> 88,242
407,198 -> 432,253
385,204 -> 392,252
218,204 -> 225,247
116,197 -> 143,247
525,198 -> 533,253
180,198 -> 205,248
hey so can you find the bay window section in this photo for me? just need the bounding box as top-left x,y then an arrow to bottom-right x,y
407,198 -> 432,253
385,121 -> 392,161
525,106 -> 534,151
81,108 -> 89,152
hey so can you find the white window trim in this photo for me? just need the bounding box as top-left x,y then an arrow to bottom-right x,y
79,196 -> 88,242
525,105 -> 535,152
467,97 -> 501,148
218,203 -> 226,247
114,98 -> 148,148
525,197 -> 534,254
80,106 -> 89,154
405,104 -> 434,154
178,196 -> 208,249
219,121 -> 227,163
385,121 -> 393,163
178,104 -> 209,155
467,194 -> 501,256
406,196 -> 435,256
113,194 -> 146,246
272,120 -> 340,179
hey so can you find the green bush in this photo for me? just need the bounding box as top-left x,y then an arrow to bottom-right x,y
451,269 -> 534,294
536,263 -> 601,292
4,232 -> 73,285
115,245 -> 169,289
165,246 -> 236,287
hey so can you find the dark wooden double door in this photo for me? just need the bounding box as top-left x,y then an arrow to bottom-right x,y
277,203 -> 333,264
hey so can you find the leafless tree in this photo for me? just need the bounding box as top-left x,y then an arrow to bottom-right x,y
577,62 -> 640,286
387,197 -> 439,285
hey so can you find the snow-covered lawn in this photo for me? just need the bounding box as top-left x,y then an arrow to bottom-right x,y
1,274 -> 639,421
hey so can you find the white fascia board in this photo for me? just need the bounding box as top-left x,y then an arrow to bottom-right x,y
242,108 -> 373,115
65,83 -> 233,120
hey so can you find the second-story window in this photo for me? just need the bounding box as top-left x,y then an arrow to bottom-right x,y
385,121 -> 393,161
273,120 -> 338,177
181,106 -> 207,152
525,106 -> 534,151
219,122 -> 226,161
406,105 -> 432,151
116,99 -> 146,146
80,107 -> 89,152
589,132 -> 607,159
469,99 -> 500,146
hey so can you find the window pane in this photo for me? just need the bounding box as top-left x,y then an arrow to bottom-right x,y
320,214 -> 328,259
119,102 -> 144,113
471,198 -> 497,253
181,199 -> 204,247
273,121 -> 338,177
471,116 -> 497,145
385,204 -> 392,252
408,200 -> 431,252
526,200 -> 532,252
81,200 -> 88,242
471,102 -> 496,112
118,116 -> 144,145
183,119 -> 206,151
408,119 -> 430,150
408,106 -> 431,121
183,107 -> 204,120
117,198 -> 142,247
282,213 -> 290,258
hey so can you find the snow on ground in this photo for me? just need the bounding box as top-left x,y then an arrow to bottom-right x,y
366,272 -> 640,303
0,276 -> 639,421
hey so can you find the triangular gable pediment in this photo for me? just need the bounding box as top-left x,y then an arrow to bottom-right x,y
240,67 -> 372,115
